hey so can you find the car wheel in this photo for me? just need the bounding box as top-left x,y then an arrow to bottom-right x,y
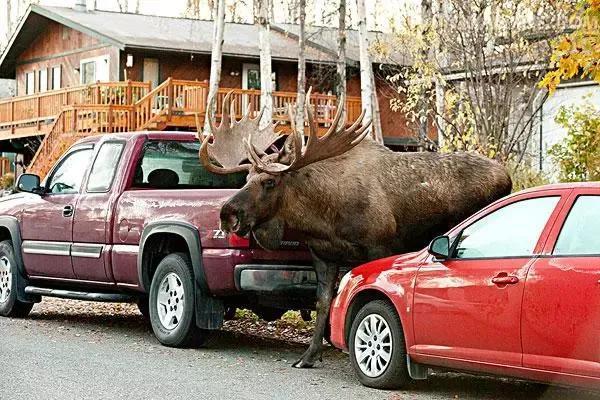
349,300 -> 409,389
0,240 -> 34,318
149,252 -> 210,347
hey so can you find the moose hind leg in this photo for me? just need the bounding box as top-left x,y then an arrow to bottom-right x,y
293,253 -> 338,368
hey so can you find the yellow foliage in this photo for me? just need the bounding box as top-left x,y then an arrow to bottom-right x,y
540,0 -> 600,92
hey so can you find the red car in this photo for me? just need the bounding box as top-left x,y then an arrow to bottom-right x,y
330,182 -> 600,390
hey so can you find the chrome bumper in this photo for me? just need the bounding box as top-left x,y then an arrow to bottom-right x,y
234,264 -> 316,292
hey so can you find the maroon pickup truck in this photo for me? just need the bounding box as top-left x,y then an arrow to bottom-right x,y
0,131 -> 314,347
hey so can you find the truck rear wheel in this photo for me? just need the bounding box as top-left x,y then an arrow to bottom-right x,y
0,240 -> 34,318
149,253 -> 210,347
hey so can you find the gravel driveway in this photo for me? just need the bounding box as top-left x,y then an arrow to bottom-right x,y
0,298 -> 598,400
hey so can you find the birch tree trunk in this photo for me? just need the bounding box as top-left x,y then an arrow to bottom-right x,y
370,71 -> 383,143
6,0 -> 12,42
134,0 -> 140,13
256,0 -> 273,128
356,0 -> 383,143
335,0 -> 347,126
433,0 -> 446,148
295,0 -> 306,136
117,0 -> 128,12
418,0 -> 433,148
203,0 -> 226,134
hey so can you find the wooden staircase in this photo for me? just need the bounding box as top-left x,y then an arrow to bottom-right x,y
23,78 -> 362,178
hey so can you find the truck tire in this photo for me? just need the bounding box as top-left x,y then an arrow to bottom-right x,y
149,252 -> 210,348
0,240 -> 34,318
349,300 -> 409,389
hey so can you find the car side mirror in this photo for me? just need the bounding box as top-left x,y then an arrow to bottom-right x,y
428,235 -> 450,260
16,173 -> 42,194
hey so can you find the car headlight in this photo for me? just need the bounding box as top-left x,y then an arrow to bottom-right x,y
337,271 -> 353,295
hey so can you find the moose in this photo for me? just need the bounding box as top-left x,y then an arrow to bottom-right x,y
199,92 -> 512,368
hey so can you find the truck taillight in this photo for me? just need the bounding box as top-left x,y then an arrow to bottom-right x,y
228,234 -> 250,248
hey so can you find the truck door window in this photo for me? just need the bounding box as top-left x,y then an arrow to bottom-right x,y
132,140 -> 247,189
47,148 -> 94,194
87,142 -> 124,192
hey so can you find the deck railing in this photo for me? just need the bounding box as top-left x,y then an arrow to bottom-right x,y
0,81 -> 151,133
24,80 -> 362,178
1,78 -> 361,136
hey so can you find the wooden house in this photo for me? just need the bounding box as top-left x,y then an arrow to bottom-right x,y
0,4 -> 420,176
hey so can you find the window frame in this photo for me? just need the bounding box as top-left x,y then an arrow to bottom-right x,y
25,71 -> 35,95
80,60 -> 96,85
550,194 -> 600,257
51,66 -> 62,90
38,68 -> 48,93
85,140 -> 125,194
445,195 -> 564,261
43,145 -> 94,196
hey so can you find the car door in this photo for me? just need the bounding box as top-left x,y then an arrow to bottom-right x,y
21,145 -> 94,279
412,192 -> 566,367
71,141 -> 125,283
522,188 -> 600,378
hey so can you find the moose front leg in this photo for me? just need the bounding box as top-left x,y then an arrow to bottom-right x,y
293,252 -> 338,368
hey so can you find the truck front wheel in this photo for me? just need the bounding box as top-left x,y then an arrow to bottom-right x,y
0,240 -> 34,318
149,253 -> 210,347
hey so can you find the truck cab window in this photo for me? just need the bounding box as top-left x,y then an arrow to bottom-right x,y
87,142 -> 124,192
47,148 -> 94,194
132,140 -> 247,189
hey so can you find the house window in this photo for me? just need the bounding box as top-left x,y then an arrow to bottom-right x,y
38,69 -> 48,92
25,72 -> 35,95
80,55 -> 110,85
51,66 -> 62,90
81,61 -> 96,85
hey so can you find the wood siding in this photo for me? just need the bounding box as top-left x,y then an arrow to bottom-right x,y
15,21 -> 120,95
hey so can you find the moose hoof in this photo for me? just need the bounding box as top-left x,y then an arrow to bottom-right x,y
292,347 -> 322,368
292,358 -> 315,368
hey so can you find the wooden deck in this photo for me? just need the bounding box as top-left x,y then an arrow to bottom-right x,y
0,78 -> 361,177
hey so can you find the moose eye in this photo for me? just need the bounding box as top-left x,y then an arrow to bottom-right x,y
263,179 -> 276,189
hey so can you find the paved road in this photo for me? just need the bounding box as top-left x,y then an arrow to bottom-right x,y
0,299 -> 598,400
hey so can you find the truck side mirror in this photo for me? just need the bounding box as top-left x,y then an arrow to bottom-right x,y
428,235 -> 450,260
16,173 -> 41,194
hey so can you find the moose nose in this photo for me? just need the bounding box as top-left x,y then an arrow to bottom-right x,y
220,204 -> 242,233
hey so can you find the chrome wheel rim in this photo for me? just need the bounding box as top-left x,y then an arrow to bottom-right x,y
354,313 -> 392,378
0,256 -> 12,304
156,272 -> 185,330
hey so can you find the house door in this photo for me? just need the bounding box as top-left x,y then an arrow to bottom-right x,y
242,63 -> 261,90
143,58 -> 160,89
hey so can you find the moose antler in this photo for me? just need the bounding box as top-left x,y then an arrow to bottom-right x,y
199,91 -> 281,174
245,91 -> 371,174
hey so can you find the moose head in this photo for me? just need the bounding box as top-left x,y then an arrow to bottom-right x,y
199,91 -> 370,246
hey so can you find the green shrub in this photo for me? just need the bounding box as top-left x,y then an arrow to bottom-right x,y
548,104 -> 600,182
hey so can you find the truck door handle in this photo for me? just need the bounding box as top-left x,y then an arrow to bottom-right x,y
63,205 -> 74,217
492,274 -> 519,285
